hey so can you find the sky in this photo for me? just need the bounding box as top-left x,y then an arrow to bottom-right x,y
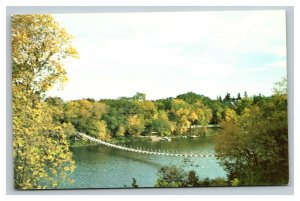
48,11 -> 287,101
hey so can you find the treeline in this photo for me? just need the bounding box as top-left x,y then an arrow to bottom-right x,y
45,91 -> 269,142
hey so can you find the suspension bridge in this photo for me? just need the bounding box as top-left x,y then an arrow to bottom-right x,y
76,132 -> 216,157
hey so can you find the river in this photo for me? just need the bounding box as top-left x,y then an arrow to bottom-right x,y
59,135 -> 227,189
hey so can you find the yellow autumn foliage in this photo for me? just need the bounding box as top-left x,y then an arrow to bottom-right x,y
12,14 -> 77,189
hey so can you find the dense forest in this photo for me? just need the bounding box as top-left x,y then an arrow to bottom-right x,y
45,91 -> 272,141
12,14 -> 288,189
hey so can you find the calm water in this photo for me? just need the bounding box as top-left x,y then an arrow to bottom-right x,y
60,136 -> 226,189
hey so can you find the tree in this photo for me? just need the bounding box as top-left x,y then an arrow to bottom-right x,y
64,100 -> 108,138
102,107 -> 124,137
45,97 -> 65,123
223,108 -> 237,122
150,111 -> 175,136
116,126 -> 126,137
12,15 -> 78,98
127,115 -> 145,136
139,100 -> 158,131
253,93 -> 266,104
155,98 -> 173,111
155,166 -> 229,187
217,95 -> 222,102
273,77 -> 287,95
132,92 -> 146,101
215,78 -> 288,185
210,100 -> 224,124
190,100 -> 212,126
234,96 -> 253,115
176,92 -> 206,104
131,178 -> 138,188
96,120 -> 110,141
170,99 -> 191,134
223,93 -> 231,102
12,14 -> 78,189
62,122 -> 76,142
186,171 -> 199,187
155,166 -> 187,187
140,101 -> 157,119
169,99 -> 212,135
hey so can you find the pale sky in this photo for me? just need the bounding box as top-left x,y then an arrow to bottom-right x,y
48,11 -> 287,101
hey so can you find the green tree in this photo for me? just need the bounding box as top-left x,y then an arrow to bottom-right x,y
12,14 -> 78,189
210,100 -> 225,124
102,107 -> 124,137
131,178 -> 138,188
223,93 -> 231,102
150,111 -> 175,136
176,92 -> 208,104
155,166 -> 229,187
155,98 -> 172,111
132,92 -> 146,101
185,171 -> 199,187
215,78 -> 288,185
155,166 -> 187,187
234,96 -> 253,115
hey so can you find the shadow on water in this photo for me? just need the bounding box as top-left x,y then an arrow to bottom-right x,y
72,144 -> 162,169
101,145 -> 163,169
67,135 -> 227,188
71,137 -> 217,169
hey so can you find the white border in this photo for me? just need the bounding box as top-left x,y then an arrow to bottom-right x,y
1,1 -> 299,201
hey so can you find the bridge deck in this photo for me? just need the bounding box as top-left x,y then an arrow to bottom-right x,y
76,132 -> 215,157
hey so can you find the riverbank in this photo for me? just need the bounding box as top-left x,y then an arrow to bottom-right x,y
70,127 -> 221,147
70,135 -> 148,147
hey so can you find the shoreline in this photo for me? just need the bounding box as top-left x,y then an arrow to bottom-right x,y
70,128 -> 220,148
